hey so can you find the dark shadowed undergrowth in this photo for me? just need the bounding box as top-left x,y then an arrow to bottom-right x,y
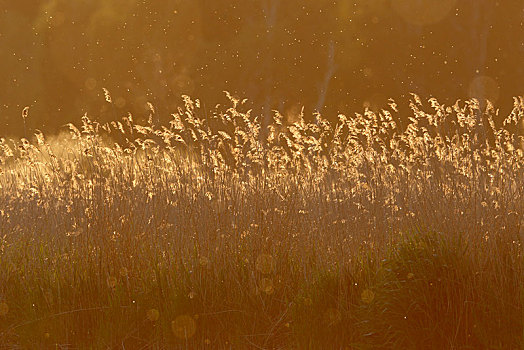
0,94 -> 523,349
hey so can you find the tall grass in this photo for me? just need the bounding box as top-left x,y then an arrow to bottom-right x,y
0,94 -> 522,349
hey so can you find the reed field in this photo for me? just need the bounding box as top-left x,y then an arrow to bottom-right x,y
0,94 -> 523,349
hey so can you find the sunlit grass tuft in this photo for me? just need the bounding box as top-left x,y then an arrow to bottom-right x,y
0,94 -> 522,348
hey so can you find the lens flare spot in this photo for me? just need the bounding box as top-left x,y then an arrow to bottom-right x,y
468,75 -> 500,106
172,315 -> 197,339
324,308 -> 342,326
259,277 -> 274,295
361,289 -> 375,304
119,267 -> 128,277
146,308 -> 160,322
85,78 -> 97,90
256,254 -> 275,274
199,256 -> 209,267
115,97 -> 127,109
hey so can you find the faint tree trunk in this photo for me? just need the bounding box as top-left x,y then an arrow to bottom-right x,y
469,0 -> 496,146
470,0 -> 495,100
260,0 -> 279,142
315,39 -> 336,114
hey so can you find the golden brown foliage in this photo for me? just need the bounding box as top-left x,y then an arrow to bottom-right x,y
0,95 -> 522,348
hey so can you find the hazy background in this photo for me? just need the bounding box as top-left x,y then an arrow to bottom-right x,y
1,0 -> 523,136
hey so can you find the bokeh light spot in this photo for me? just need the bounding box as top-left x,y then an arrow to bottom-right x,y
115,97 -> 127,109
146,308 -> 160,322
468,75 -> 500,106
256,254 -> 275,274
85,78 -> 97,90
199,256 -> 209,267
324,308 -> 342,326
259,277 -> 274,295
361,289 -> 375,304
172,314 -> 197,339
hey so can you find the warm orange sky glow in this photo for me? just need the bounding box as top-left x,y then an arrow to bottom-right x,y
0,0 -> 522,135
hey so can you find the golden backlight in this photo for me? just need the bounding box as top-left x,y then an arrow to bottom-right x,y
0,1 -> 522,135
0,1 -> 522,349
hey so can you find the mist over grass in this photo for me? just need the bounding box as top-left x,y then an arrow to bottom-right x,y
0,94 -> 523,349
